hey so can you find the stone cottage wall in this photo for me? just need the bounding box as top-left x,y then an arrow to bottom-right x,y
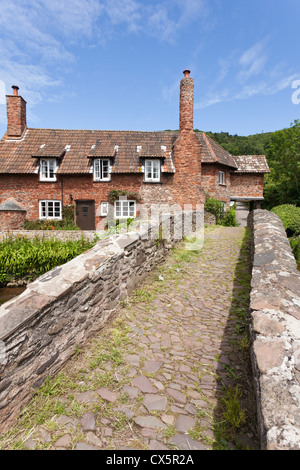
248,209 -> 300,450
0,211 -> 26,231
0,210 -> 203,432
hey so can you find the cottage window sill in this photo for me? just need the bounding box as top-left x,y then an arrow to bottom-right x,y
143,180 -> 163,184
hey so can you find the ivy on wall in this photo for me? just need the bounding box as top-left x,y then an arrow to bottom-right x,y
107,189 -> 141,205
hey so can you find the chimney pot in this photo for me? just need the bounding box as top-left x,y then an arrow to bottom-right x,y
183,69 -> 191,78
12,85 -> 19,96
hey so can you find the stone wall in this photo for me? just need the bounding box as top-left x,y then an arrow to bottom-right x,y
0,210 -> 203,432
0,230 -> 97,242
248,209 -> 300,450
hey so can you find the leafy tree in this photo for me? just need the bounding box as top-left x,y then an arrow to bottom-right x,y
264,120 -> 300,208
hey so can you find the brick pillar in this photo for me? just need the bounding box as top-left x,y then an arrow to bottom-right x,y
6,86 -> 27,138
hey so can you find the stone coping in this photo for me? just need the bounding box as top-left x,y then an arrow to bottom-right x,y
248,209 -> 300,450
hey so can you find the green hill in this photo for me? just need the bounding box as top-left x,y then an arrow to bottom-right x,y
199,130 -> 273,156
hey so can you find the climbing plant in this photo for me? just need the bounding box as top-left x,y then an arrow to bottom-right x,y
107,189 -> 141,205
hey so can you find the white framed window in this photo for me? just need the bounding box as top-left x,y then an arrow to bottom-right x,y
40,158 -> 57,181
219,171 -> 225,185
145,159 -> 160,182
100,201 -> 109,216
94,159 -> 110,181
114,200 -> 136,219
39,200 -> 62,219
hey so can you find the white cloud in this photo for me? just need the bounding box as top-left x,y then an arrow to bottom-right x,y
0,0 -> 209,120
195,38 -> 299,109
238,40 -> 268,82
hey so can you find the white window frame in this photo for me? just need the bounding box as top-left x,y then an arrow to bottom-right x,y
94,158 -> 111,181
219,171 -> 226,185
40,158 -> 57,181
114,200 -> 136,219
100,201 -> 109,216
144,159 -> 160,182
39,200 -> 62,220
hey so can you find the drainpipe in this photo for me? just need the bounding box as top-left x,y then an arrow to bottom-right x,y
61,179 -> 64,212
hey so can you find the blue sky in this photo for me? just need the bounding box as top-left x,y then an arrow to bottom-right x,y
0,0 -> 299,137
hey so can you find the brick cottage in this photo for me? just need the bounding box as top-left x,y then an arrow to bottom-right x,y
0,70 -> 270,231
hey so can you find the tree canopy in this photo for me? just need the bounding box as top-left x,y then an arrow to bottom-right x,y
263,120 -> 300,208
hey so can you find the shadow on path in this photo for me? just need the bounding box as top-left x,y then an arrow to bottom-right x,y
212,227 -> 259,450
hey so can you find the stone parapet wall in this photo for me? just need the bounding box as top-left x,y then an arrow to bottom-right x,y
248,209 -> 300,450
0,210 -> 203,432
0,230 -> 97,242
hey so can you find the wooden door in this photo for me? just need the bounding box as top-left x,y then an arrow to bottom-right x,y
76,201 -> 95,230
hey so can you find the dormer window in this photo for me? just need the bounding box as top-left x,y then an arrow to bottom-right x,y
40,158 -> 57,181
94,158 -> 111,181
145,159 -> 160,183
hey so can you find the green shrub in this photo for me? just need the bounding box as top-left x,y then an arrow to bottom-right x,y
23,204 -> 78,231
290,236 -> 300,266
205,194 -> 238,227
0,235 -> 95,285
205,196 -> 225,222
221,207 -> 238,227
271,204 -> 300,237
105,217 -> 136,231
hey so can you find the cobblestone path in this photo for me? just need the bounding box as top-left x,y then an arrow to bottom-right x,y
0,226 -> 258,451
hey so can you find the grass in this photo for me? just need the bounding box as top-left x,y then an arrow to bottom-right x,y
221,386 -> 246,429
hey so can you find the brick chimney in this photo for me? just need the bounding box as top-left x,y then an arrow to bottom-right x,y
172,70 -> 205,208
179,69 -> 194,132
6,86 -> 27,138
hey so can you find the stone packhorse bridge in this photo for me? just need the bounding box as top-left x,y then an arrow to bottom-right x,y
0,210 -> 299,450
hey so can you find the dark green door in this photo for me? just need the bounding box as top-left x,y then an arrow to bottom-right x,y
76,201 -> 95,230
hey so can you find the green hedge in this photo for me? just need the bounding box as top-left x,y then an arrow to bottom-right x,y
271,204 -> 300,237
290,237 -> 300,268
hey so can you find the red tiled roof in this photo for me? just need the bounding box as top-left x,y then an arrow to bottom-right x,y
0,127 -> 262,175
196,132 -> 238,169
0,129 -> 177,175
232,155 -> 270,173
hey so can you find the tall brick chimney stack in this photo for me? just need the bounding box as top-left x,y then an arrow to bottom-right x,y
179,69 -> 194,132
6,86 -> 27,138
171,69 -> 205,208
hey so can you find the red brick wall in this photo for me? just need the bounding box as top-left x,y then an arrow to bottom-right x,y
0,173 -> 144,228
201,164 -> 231,205
230,173 -> 265,198
6,94 -> 27,138
0,170 -> 266,229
